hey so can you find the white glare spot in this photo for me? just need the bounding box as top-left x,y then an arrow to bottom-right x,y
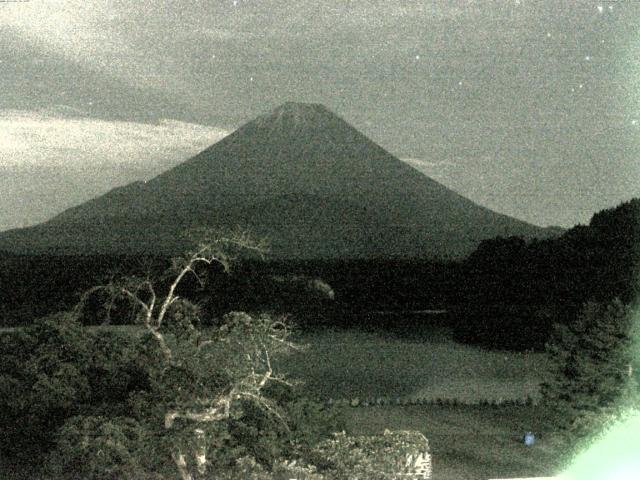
609,5 -> 613,10
585,55 -> 591,61
579,84 -> 584,89
415,55 -> 420,60
458,81 -> 463,86
597,5 -> 603,13
632,120 -> 638,126
547,32 -> 552,38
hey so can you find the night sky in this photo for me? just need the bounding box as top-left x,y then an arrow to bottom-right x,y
1,0 -> 638,231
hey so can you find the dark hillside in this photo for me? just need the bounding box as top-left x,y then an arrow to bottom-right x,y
452,198 -> 640,350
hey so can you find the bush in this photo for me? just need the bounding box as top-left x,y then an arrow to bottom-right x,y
310,430 -> 431,480
541,299 -> 639,437
0,314 -> 144,464
46,416 -> 149,480
0,313 -> 92,459
218,455 -> 325,480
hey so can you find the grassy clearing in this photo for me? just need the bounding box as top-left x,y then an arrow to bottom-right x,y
278,327 -> 549,404
344,404 -> 567,480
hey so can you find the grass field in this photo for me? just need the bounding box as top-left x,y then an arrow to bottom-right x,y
278,327 -> 549,404
343,404 -> 567,480
276,327 -> 567,478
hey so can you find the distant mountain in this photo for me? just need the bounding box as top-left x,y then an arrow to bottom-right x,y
0,102 -> 560,258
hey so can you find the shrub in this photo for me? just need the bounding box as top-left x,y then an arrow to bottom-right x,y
0,313 -> 93,459
46,416 -> 149,480
310,430 -> 431,480
541,299 -> 639,437
0,314 -> 145,465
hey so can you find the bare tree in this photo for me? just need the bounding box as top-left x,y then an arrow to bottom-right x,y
74,229 -> 300,480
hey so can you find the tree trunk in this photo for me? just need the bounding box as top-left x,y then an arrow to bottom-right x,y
172,451 -> 192,480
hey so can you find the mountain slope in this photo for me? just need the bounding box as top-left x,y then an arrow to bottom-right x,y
0,102 -> 559,258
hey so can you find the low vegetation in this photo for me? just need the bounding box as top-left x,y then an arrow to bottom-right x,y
278,327 -> 547,404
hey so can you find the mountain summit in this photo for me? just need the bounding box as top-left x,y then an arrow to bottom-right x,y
0,102 -> 558,258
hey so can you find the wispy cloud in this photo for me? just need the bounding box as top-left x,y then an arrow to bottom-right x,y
0,110 -> 229,230
0,1 -> 127,66
0,109 -> 228,169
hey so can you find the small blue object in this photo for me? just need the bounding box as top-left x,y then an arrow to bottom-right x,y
524,431 -> 535,446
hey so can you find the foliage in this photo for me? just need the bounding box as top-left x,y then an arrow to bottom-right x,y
540,299 -> 639,437
310,430 -> 430,480
0,313 -> 143,461
126,309 -> 303,477
46,416 -> 150,480
2,229 -> 441,480
217,455 -> 325,480
454,199 -> 639,351
40,229 -> 343,479
216,429 -> 431,480
1,230 -> 352,480
0,313 -> 92,457
259,381 -> 346,461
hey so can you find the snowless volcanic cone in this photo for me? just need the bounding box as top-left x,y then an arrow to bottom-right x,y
0,102 -> 557,258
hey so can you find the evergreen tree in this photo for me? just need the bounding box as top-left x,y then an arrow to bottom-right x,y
541,299 -> 639,437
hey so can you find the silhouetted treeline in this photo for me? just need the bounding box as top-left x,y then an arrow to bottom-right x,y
0,251 -> 461,326
0,254 -> 168,326
462,200 -> 639,307
452,198 -> 639,350
1,199 -> 638,352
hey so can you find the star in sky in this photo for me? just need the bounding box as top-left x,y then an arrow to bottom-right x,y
1,0 -> 638,230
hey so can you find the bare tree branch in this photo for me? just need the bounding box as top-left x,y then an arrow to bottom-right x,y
74,229 -> 289,480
